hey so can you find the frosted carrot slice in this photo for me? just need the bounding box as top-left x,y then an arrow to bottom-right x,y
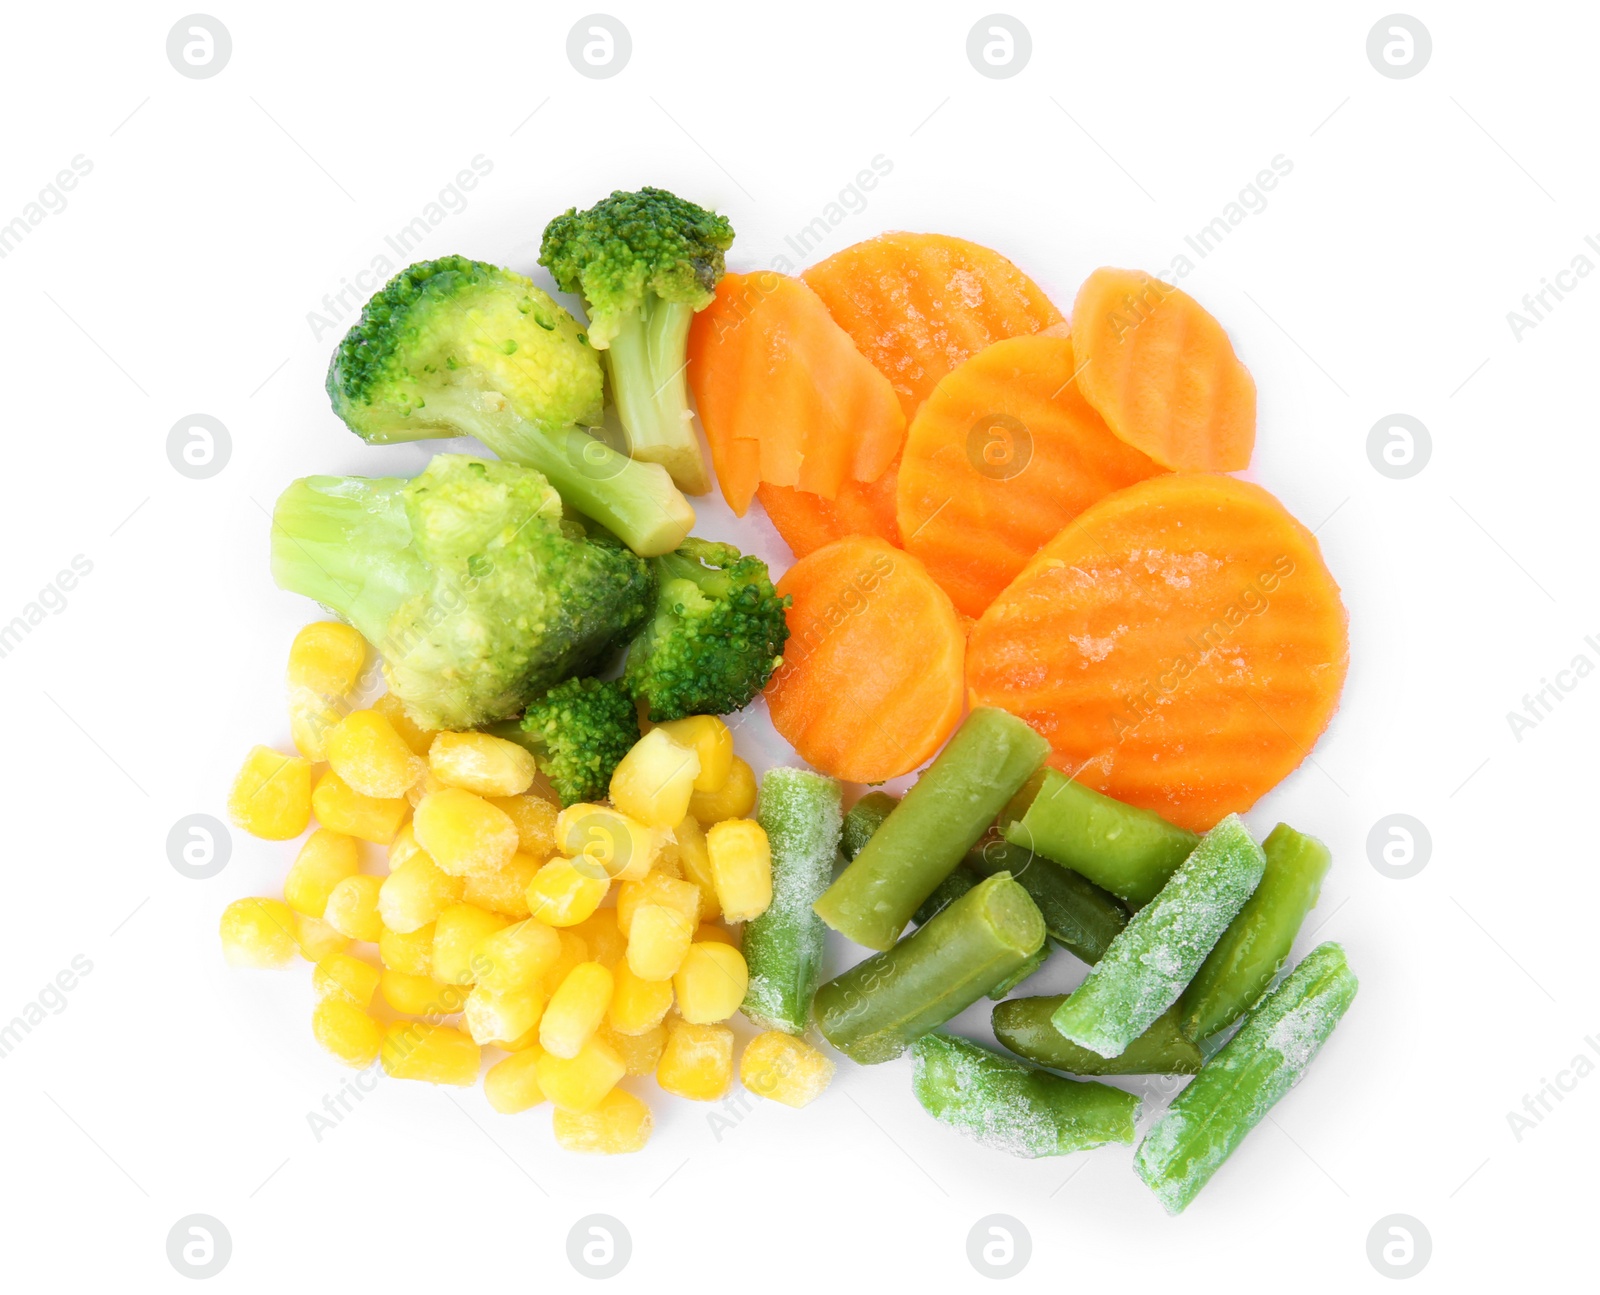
765,536 -> 963,783
966,474 -> 1348,832
686,271 -> 904,515
803,232 -> 1064,420
756,459 -> 902,559
897,332 -> 1166,618
1071,268 -> 1256,472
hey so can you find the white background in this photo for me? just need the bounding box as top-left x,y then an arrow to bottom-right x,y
0,1 -> 1593,1288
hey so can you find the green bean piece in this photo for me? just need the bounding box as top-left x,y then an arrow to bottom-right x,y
840,791 -> 898,862
742,768 -> 843,1034
1134,942 -> 1358,1214
992,1000 -> 1202,1075
814,709 -> 1049,950
1179,823 -> 1333,1043
814,872 -> 1045,1064
987,943 -> 1049,1001
910,868 -> 977,927
965,837 -> 1127,965
911,1033 -> 1140,1158
1000,769 -> 1199,907
1050,815 -> 1265,1058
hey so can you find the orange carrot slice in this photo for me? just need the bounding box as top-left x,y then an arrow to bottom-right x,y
1071,268 -> 1256,472
803,232 -> 1064,420
766,536 -> 964,782
686,271 -> 904,515
897,333 -> 1166,618
966,474 -> 1347,832
756,460 -> 903,559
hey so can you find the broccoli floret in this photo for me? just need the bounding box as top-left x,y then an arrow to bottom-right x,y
326,255 -> 694,557
270,454 -> 655,731
540,188 -> 734,497
624,537 -> 790,722
497,677 -> 641,806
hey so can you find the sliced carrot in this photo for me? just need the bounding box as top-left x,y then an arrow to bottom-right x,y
686,271 -> 904,515
765,536 -> 964,782
803,232 -> 1064,420
1071,267 -> 1256,472
966,474 -> 1347,832
756,459 -> 903,559
897,333 -> 1166,618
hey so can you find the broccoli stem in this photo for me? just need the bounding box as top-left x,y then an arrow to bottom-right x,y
604,295 -> 712,497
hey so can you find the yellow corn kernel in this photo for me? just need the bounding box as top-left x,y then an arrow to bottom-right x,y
293,913 -> 350,962
616,872 -> 701,938
380,1021 -> 480,1085
219,897 -> 298,967
656,1019 -> 734,1101
673,815 -> 719,919
607,960 -> 674,1035
374,691 -> 438,758
289,689 -> 346,762
654,716 -> 734,791
428,731 -> 538,797
326,709 -> 425,800
688,756 -> 757,825
541,930 -> 590,996
540,962 -> 614,1058
674,942 -> 749,1024
626,904 -> 695,982
412,788 -> 518,877
313,952 -> 380,1006
535,1036 -> 625,1113
488,793 -> 559,860
707,819 -> 772,923
313,997 -> 383,1068
484,1048 -> 547,1114
651,848 -> 685,879
501,1023 -> 543,1052
597,1022 -> 667,1077
311,770 -> 410,846
432,903 -> 510,984
740,1031 -> 835,1108
283,828 -> 361,918
380,969 -> 466,1017
378,923 -> 435,977
555,803 -> 662,882
571,909 -> 626,969
228,747 -> 312,840
609,727 -> 701,828
464,982 -> 546,1046
524,858 -> 608,928
388,822 -> 425,869
406,767 -> 449,808
378,854 -> 464,934
323,874 -> 384,943
475,919 -> 562,995
552,1088 -> 653,1154
695,923 -> 738,947
288,620 -> 367,697
462,851 -> 540,919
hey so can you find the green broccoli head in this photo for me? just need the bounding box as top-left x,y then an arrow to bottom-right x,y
271,454 -> 654,731
510,677 -> 641,806
624,537 -> 791,722
539,187 -> 734,348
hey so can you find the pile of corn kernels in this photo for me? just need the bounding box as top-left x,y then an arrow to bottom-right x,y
219,621 -> 834,1154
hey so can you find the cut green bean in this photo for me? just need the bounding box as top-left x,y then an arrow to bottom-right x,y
1000,769 -> 1198,907
986,943 -> 1048,1000
814,708 -> 1050,950
911,868 -> 977,927
1180,823 -> 1332,1043
1134,941 -> 1358,1214
840,791 -> 898,862
965,838 -> 1127,965
813,872 -> 1045,1064
993,1000 -> 1201,1074
911,1033 -> 1140,1158
741,768 -> 843,1034
1050,815 -> 1265,1058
